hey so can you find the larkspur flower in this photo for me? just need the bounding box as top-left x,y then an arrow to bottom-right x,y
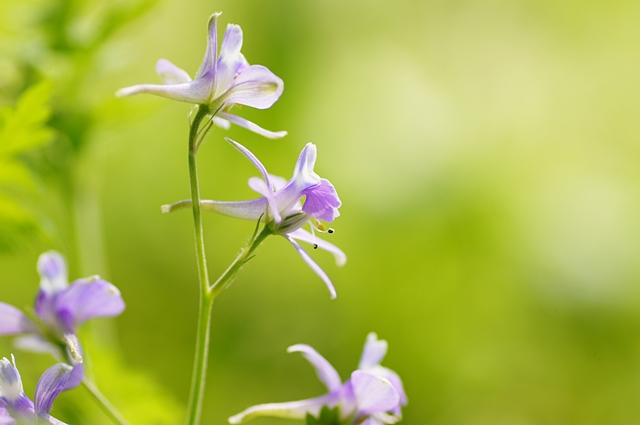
0,356 -> 71,425
228,333 -> 407,425
0,251 -> 125,386
162,139 -> 345,298
116,12 -> 286,139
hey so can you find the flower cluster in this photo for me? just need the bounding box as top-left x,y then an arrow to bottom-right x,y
0,11 -> 408,425
0,251 -> 125,387
117,13 -> 286,139
229,333 -> 407,425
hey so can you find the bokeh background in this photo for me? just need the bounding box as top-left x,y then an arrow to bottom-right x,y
2,0 -> 640,424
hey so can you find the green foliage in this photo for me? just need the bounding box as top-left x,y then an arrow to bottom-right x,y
306,406 -> 342,425
0,81 -> 53,251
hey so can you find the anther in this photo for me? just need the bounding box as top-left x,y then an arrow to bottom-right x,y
313,244 -> 318,249
327,228 -> 334,234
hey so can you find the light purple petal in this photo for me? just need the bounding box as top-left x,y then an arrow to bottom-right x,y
195,12 -> 221,79
226,138 -> 281,222
228,394 -> 337,424
37,251 -> 68,294
220,65 -> 284,109
34,363 -> 72,416
359,333 -> 388,370
288,229 -> 346,267
287,344 -> 342,392
0,304 -> 35,335
302,179 -> 341,222
350,371 -> 399,417
292,143 -> 319,184
225,138 -> 272,188
64,362 -> 83,391
54,278 -> 125,330
218,112 -> 287,139
215,24 -> 247,95
156,59 -> 192,84
0,409 -> 15,425
200,198 -> 268,221
284,236 -> 337,299
115,78 -> 213,105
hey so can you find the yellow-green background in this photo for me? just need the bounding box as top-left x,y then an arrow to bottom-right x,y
2,0 -> 640,424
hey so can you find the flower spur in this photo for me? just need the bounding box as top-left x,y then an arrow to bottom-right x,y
162,139 -> 345,298
116,12 -> 286,139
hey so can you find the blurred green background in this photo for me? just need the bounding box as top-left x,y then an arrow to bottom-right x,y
2,0 -> 640,424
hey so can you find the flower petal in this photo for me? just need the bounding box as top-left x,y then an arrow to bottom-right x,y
156,59 -> 192,84
288,229 -> 346,267
13,336 -> 55,354
350,371 -> 399,417
302,179 -> 341,222
195,12 -> 221,80
0,304 -> 35,335
115,78 -> 213,105
226,138 -> 281,222
213,116 -> 231,130
0,357 -> 23,403
220,65 -> 284,109
218,112 -> 287,139
34,363 -> 72,416
359,333 -> 388,371
293,143 -> 320,184
284,236 -> 337,299
201,198 -> 268,221
215,24 -> 248,95
53,278 -> 125,330
37,251 -> 68,294
287,344 -> 342,392
228,394 -> 337,424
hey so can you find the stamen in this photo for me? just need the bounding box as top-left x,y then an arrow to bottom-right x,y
313,244 -> 318,249
327,228 -> 334,234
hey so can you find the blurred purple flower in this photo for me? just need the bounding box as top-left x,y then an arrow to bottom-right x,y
228,333 -> 407,425
0,356 -> 71,425
116,13 -> 286,139
0,251 -> 125,387
164,139 -> 345,297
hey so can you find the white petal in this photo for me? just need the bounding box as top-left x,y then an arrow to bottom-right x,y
288,229 -> 346,267
218,112 -> 287,139
156,59 -> 192,84
285,236 -> 337,299
287,344 -> 342,392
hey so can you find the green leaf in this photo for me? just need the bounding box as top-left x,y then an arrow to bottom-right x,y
0,80 -> 54,156
306,406 -> 342,425
0,80 -> 54,252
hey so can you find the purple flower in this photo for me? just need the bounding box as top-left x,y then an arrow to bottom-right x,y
0,356 -> 71,424
164,139 -> 345,298
0,251 -> 125,385
228,333 -> 407,425
116,13 -> 286,139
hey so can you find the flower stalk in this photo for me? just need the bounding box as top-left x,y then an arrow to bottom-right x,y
185,104 -> 213,425
82,378 -> 131,425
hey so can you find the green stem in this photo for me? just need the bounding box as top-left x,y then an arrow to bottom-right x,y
185,104 -> 213,425
184,105 -> 272,425
82,378 -> 130,425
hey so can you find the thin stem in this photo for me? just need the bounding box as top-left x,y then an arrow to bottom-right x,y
82,378 -> 130,425
185,104 -> 213,425
210,225 -> 272,297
